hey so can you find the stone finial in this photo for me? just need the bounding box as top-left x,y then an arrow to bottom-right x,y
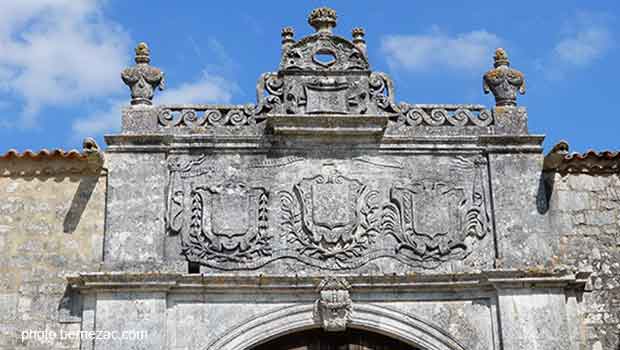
308,7 -> 337,34
121,42 -> 165,105
281,27 -> 295,49
352,27 -> 366,55
483,48 -> 525,107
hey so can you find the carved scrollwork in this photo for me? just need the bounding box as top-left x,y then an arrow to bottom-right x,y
167,154 -> 493,270
382,157 -> 491,262
369,72 -> 399,114
280,35 -> 369,72
166,156 -> 273,266
399,104 -> 494,127
157,106 -> 258,127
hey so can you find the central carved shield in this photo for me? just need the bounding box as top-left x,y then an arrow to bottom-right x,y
311,183 -> 352,229
295,173 -> 364,244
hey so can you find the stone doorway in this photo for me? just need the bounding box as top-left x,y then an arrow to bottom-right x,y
252,328 -> 418,350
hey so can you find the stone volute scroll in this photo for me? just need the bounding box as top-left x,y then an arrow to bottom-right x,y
313,277 -> 352,332
483,48 -> 526,106
121,42 -> 165,105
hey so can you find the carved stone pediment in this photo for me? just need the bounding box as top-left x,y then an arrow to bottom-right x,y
280,34 -> 368,72
144,8 -> 504,135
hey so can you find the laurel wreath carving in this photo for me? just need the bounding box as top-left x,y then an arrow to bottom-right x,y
279,190 -> 380,263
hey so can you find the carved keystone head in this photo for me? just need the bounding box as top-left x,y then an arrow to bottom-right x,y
314,277 -> 352,332
308,7 -> 337,34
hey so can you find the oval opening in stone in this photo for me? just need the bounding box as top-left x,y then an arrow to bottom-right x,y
313,51 -> 336,66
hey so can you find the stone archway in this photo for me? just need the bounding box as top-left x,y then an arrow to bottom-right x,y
203,303 -> 466,350
252,328 -> 418,350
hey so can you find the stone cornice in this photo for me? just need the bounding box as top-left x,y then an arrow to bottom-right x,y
67,269 -> 590,293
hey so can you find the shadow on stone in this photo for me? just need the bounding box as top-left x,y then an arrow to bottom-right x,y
537,171 -> 554,214
63,176 -> 98,233
58,284 -> 81,323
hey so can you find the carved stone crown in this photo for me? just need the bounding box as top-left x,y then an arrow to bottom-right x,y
259,7 -> 401,119
134,42 -> 150,64
308,7 -> 337,33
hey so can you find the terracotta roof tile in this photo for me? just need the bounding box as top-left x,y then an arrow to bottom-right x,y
544,141 -> 620,174
0,138 -> 104,176
0,148 -> 88,161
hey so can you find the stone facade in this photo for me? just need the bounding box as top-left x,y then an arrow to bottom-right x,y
0,7 -> 618,350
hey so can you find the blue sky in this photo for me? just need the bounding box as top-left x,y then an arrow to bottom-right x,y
0,1 -> 618,153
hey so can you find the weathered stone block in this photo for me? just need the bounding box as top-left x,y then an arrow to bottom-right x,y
104,152 -> 166,263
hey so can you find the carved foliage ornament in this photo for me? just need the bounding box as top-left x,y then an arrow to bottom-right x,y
166,157 -> 271,265
313,277 -> 352,332
166,156 -> 491,270
279,166 -> 380,266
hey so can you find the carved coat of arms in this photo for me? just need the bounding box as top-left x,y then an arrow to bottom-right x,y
166,157 -> 271,266
382,157 -> 491,262
183,182 -> 270,263
279,167 -> 380,264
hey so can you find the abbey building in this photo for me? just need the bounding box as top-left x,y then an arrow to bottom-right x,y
1,8 -> 619,350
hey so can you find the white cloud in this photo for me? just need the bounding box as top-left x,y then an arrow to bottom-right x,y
0,0 -> 130,127
553,15 -> 612,67
538,12 -> 613,80
158,75 -> 234,105
381,28 -> 501,73
72,74 -> 235,137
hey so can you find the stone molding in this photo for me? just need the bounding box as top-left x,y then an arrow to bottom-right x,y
67,270 -> 590,293
202,303 -> 467,350
119,104 -> 530,137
